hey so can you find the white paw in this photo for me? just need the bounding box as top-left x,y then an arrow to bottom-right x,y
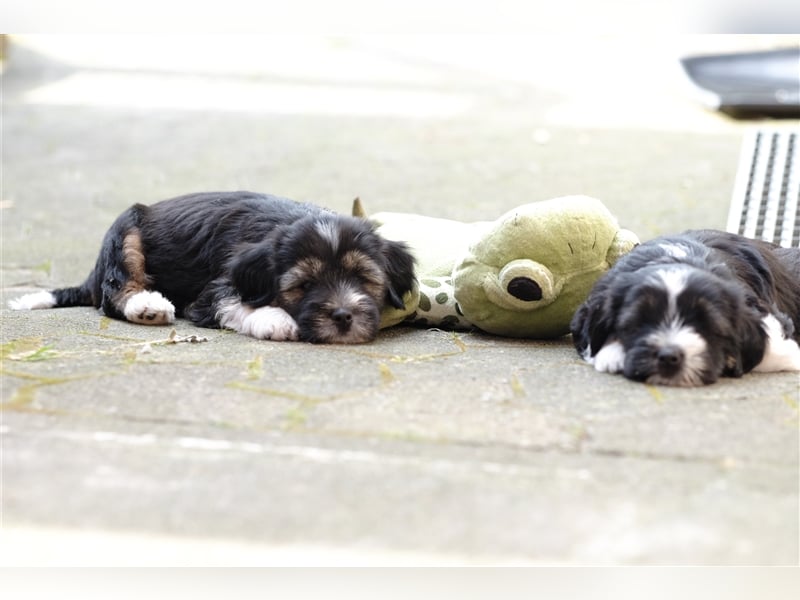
240,306 -> 299,341
593,340 -> 626,373
123,291 -> 175,325
8,291 -> 57,310
753,315 -> 800,372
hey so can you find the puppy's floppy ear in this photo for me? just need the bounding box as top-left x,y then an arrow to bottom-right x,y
570,301 -> 595,355
570,294 -> 616,356
724,303 -> 769,376
229,241 -> 280,307
381,239 -> 416,310
570,273 -> 626,357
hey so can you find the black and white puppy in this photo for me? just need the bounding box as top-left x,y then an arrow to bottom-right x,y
570,229 -> 800,386
9,191 -> 416,344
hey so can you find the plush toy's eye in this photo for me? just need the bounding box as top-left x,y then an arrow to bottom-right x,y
507,277 -> 542,301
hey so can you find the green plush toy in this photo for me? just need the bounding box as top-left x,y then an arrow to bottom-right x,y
356,195 -> 639,339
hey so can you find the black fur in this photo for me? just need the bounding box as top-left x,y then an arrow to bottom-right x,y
33,191 -> 416,344
570,229 -> 800,385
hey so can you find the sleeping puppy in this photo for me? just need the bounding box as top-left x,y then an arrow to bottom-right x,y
570,229 -> 800,386
9,191 -> 416,344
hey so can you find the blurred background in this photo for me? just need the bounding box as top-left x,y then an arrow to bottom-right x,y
1,19 -> 799,573
3,31 -> 799,286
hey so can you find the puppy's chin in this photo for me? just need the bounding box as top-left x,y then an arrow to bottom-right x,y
297,312 -> 380,344
622,340 -> 722,387
292,293 -> 382,344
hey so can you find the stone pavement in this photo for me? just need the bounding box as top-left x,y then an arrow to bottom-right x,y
1,35 -> 798,565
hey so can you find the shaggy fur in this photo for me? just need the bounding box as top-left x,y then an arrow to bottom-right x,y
570,229 -> 800,386
10,191 -> 416,344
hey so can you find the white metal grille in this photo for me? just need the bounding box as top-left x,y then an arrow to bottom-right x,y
728,129 -> 800,248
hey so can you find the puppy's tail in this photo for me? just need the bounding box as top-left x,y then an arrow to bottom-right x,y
8,277 -> 95,311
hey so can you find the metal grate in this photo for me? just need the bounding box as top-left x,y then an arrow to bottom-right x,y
728,129 -> 800,248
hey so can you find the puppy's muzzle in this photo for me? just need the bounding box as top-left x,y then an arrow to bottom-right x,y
295,287 -> 381,344
331,307 -> 354,332
657,345 -> 684,378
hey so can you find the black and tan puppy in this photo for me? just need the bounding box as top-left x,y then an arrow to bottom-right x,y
10,192 -> 416,344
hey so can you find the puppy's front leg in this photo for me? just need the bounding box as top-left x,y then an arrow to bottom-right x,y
753,314 -> 800,372
217,300 -> 299,341
591,340 -> 626,373
241,306 -> 300,341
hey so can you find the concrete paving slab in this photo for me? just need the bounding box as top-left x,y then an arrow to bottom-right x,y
1,34 -> 798,565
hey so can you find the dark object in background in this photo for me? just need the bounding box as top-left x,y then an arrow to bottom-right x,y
681,48 -> 800,118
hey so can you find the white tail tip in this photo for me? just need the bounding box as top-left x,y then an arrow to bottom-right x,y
8,291 -> 57,310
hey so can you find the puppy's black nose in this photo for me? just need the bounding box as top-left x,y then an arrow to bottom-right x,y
331,308 -> 353,330
657,346 -> 684,376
